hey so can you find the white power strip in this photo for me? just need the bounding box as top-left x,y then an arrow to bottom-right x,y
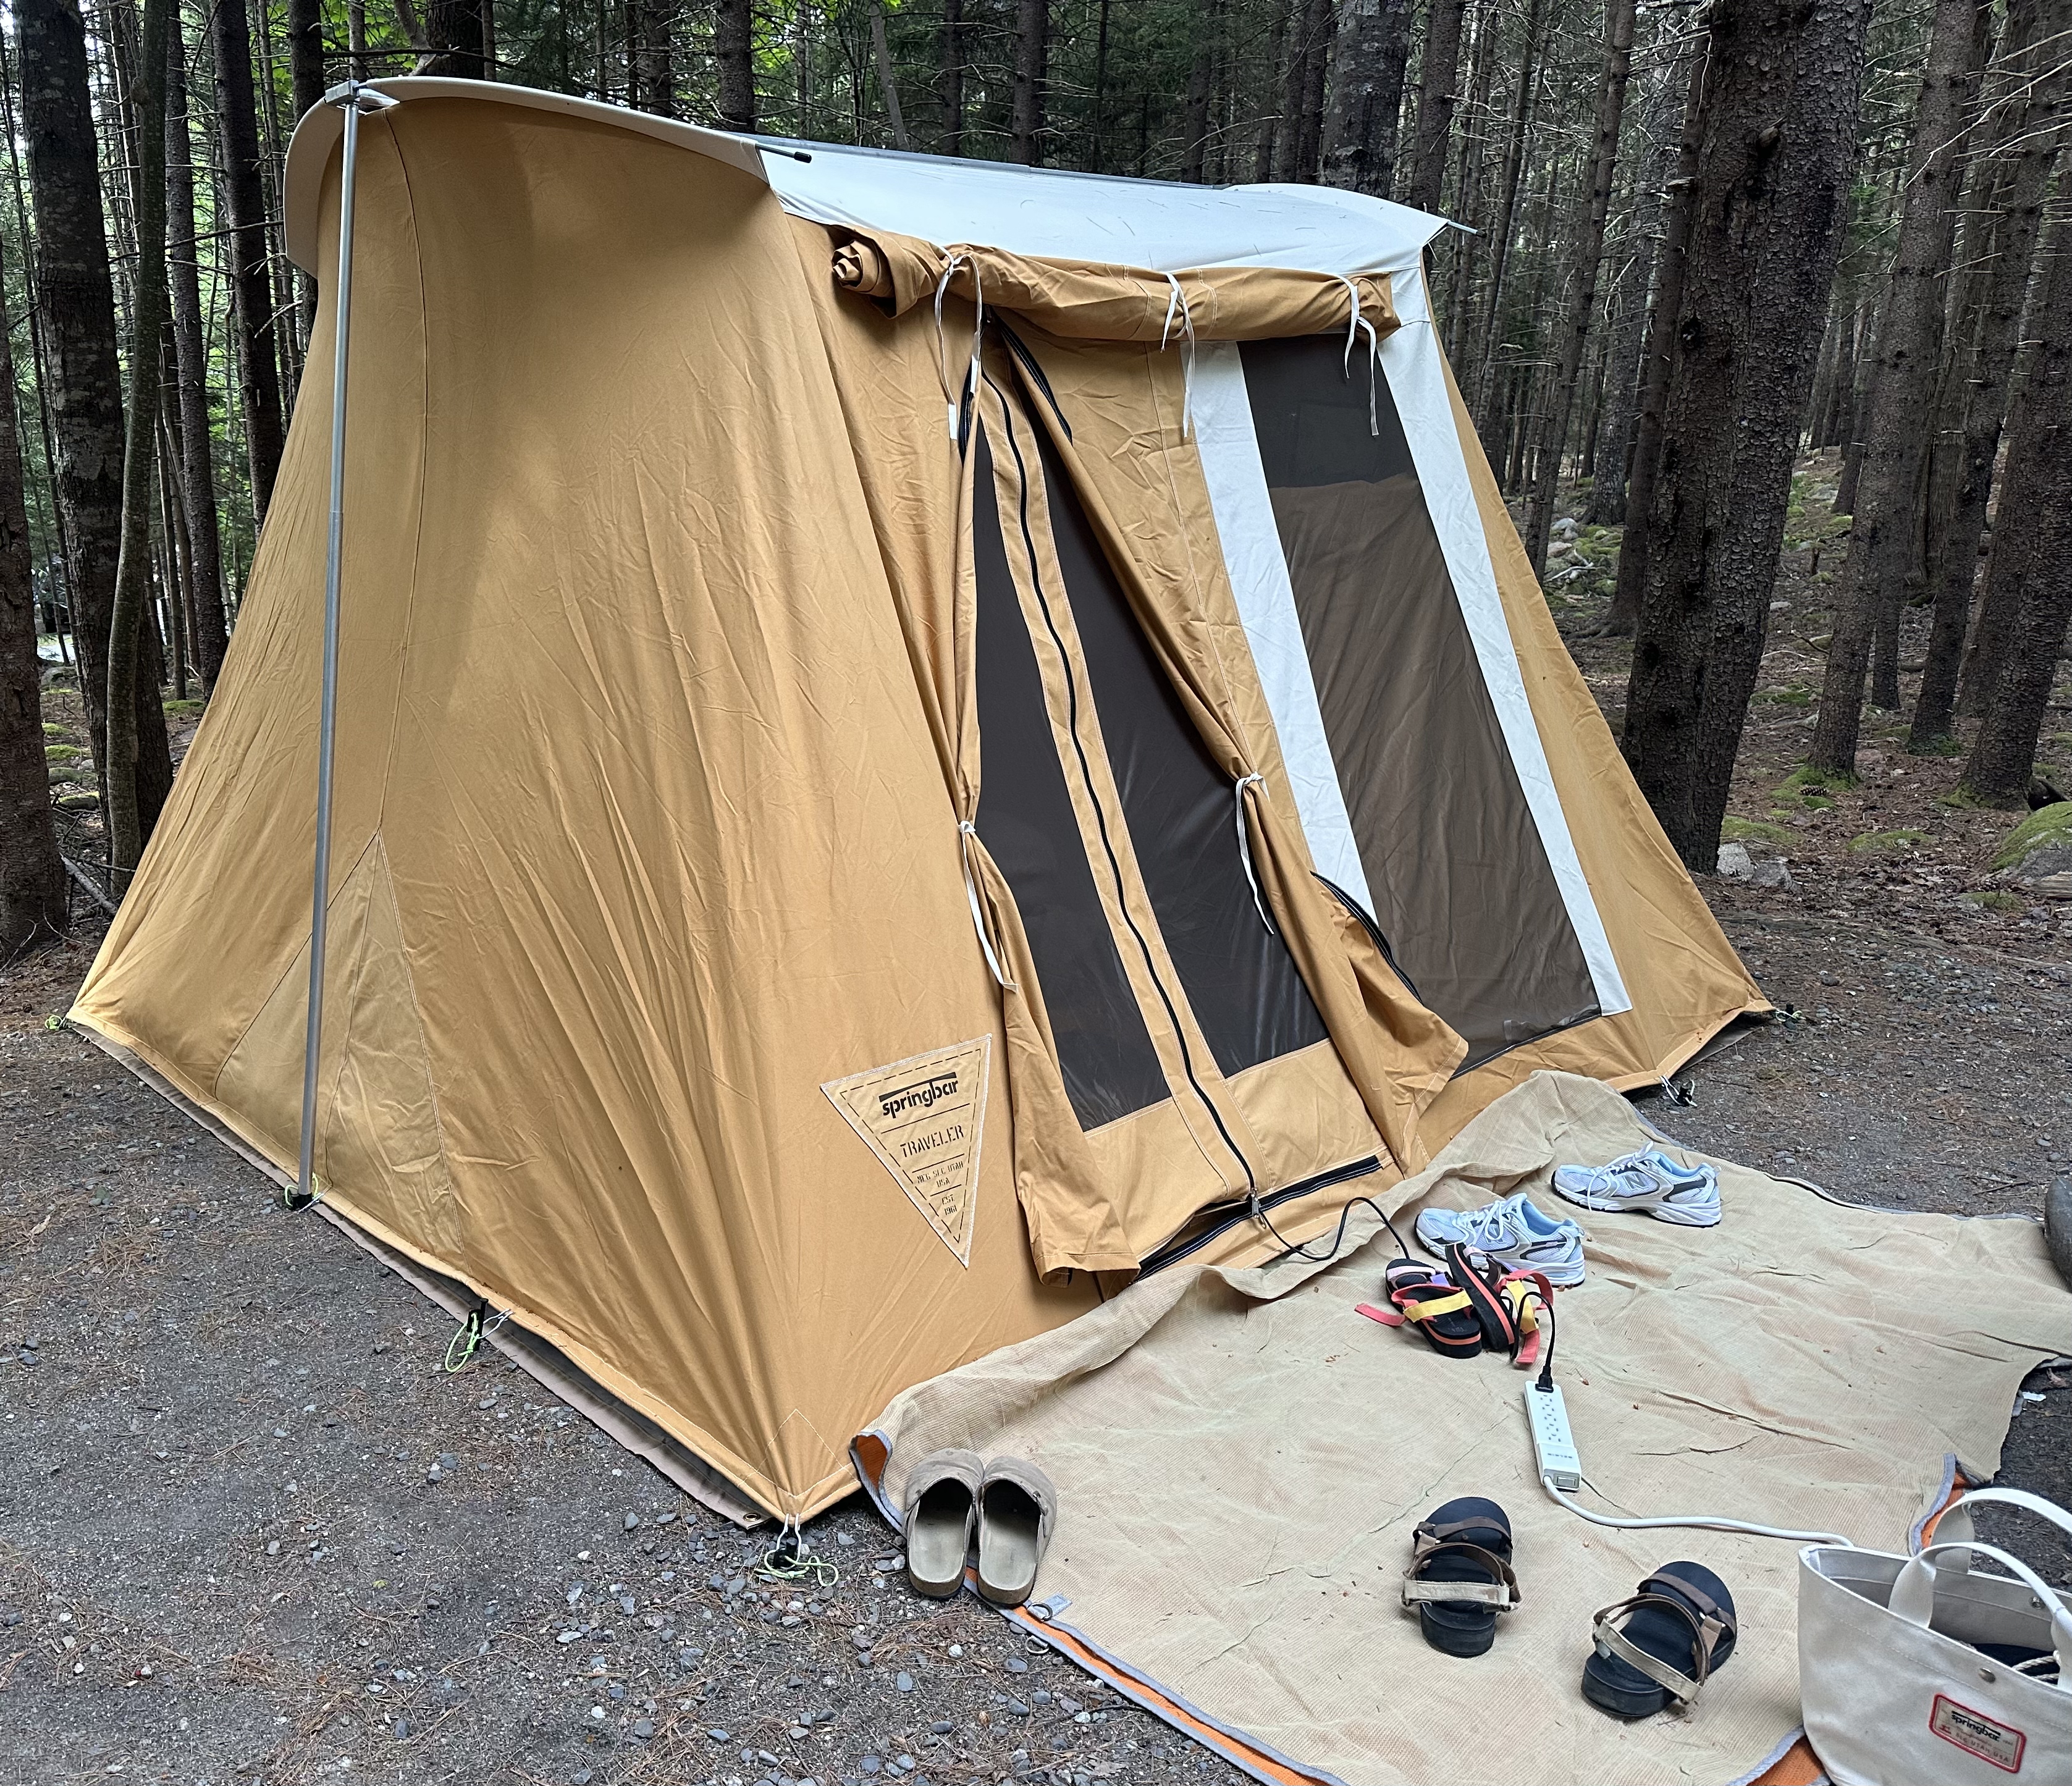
1525,1382 -> 1581,1491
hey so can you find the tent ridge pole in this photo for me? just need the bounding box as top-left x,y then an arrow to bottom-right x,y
291,80 -> 395,1212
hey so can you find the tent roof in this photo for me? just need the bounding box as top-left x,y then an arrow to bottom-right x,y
284,78 -> 1447,279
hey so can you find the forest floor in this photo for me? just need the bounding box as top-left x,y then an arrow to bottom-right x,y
2,448 -> 2070,1785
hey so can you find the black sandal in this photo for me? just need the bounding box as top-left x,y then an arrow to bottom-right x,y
1584,1562 -> 1738,1717
1358,1259 -> 1485,1358
1400,1497 -> 1520,1657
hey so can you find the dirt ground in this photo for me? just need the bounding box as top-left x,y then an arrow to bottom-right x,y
4,452 -> 2070,1784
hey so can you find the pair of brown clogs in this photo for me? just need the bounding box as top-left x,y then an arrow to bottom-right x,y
901,1449 -> 1056,1606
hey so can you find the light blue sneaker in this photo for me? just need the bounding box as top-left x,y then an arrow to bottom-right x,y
1551,1149 -> 1721,1227
1414,1191 -> 1587,1287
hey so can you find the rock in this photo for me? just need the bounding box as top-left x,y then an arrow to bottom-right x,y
624,1513 -> 641,1531
392,1719 -> 410,1739
678,1648 -> 700,1668
1993,803 -> 2072,879
1715,843 -> 1753,880
633,1719 -> 654,1740
929,1722 -> 953,1735
861,1759 -> 882,1775
708,1730 -> 731,1744
896,1671 -> 915,1692
2033,873 -> 2072,901
1748,859 -> 1793,890
1004,1657 -> 1027,1674
2047,1177 -> 2072,1291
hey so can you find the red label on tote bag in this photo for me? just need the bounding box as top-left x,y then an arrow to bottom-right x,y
1931,1693 -> 2027,1772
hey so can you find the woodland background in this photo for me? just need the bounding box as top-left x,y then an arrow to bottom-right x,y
0,0 -> 2068,957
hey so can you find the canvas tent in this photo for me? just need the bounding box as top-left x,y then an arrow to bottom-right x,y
70,81 -> 1764,1525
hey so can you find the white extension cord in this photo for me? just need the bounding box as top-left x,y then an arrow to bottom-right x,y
1525,1381 -> 1854,1548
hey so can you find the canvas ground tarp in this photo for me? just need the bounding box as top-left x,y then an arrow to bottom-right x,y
857,1072 -> 2071,1786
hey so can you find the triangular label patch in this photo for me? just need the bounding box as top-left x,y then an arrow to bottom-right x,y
822,1037 -> 990,1268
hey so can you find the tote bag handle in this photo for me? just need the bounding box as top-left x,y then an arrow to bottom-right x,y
1890,1538 -> 2072,1688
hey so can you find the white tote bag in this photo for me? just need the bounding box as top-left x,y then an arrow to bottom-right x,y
1798,1487 -> 2072,1784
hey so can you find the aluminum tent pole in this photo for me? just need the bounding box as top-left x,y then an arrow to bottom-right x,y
290,82 -> 394,1212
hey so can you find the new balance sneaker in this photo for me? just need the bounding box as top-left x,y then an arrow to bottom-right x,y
1551,1150 -> 1721,1227
1413,1192 -> 1587,1287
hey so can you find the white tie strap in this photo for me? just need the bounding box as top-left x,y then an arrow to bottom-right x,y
1233,774 -> 1276,935
958,820 -> 1012,987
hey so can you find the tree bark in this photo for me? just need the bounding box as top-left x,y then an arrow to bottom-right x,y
166,12 -> 227,691
1522,0 -> 1636,576
209,0 -> 287,523
1914,0 -> 2065,746
940,0 -> 964,156
106,0 -> 172,879
1960,217 -> 2072,805
1274,0 -> 1334,180
1585,45 -> 1678,525
0,224 -> 64,957
1809,0 -> 1987,773
1603,38 -> 1707,634
1182,2 -> 1216,183
714,0 -> 752,128
1620,0 -> 1869,869
1402,0 -> 1467,214
20,0 -> 173,833
1321,0 -> 1412,195
868,1 -> 908,148
1468,0 -> 1549,436
1011,0 -> 1047,166
421,0 -> 488,75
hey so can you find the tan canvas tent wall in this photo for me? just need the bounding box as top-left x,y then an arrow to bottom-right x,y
70,83 -> 1763,1523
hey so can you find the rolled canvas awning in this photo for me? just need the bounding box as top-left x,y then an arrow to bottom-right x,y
81,83 -> 1762,1523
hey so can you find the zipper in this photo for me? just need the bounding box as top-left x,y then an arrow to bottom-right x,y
985,382 -> 1255,1195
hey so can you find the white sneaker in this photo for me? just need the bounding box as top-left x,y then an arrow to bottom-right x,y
1551,1150 -> 1721,1227
1413,1192 -> 1587,1287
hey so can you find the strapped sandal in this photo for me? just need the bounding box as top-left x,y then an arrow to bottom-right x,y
1358,1259 -> 1483,1357
1400,1497 -> 1520,1657
1495,1270 -> 1554,1372
1442,1242 -> 1518,1354
1584,1561 -> 1738,1718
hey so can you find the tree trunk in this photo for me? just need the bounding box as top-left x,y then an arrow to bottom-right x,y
20,0 -> 173,835
1402,0 -> 1467,214
868,1 -> 908,148
1603,40 -> 1706,634
1321,0 -> 1412,195
1620,0 -> 1869,868
1808,0 -> 1986,773
1948,0 -> 2070,723
0,224 -> 64,957
1468,0 -> 1548,436
286,0 -> 324,341
940,0 -> 963,154
630,0 -> 671,115
1011,0 -> 1047,166
1253,0 -> 1290,181
210,0 -> 287,523
1585,47 -> 1678,525
106,0 -> 172,880
1273,0 -> 1333,181
1182,2 -> 1216,183
1959,217 -> 2072,805
166,10 -> 226,692
1522,0 -> 1636,576
714,0 -> 752,128
421,0 -> 488,75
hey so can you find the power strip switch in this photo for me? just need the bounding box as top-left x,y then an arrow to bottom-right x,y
1525,1382 -> 1582,1491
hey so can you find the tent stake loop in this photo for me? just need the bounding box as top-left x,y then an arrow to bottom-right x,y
290,82 -> 397,1214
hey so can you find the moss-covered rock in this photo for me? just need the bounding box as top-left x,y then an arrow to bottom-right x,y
1722,816 -> 1792,846
1848,828 -> 1929,857
1993,802 -> 2072,876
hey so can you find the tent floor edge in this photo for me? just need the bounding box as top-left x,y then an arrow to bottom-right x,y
69,1022 -> 778,1530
